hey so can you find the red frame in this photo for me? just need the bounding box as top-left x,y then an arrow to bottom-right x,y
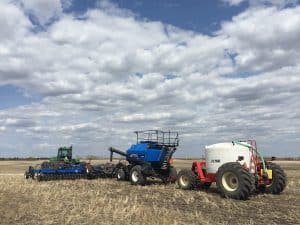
192,161 -> 216,183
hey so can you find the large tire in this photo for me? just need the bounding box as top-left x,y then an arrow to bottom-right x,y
129,165 -> 146,185
86,164 -> 95,179
116,168 -> 126,181
263,162 -> 287,194
177,169 -> 197,190
216,162 -> 255,200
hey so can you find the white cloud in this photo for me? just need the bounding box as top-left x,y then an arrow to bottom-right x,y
21,0 -> 63,26
0,2 -> 299,157
219,6 -> 300,72
223,0 -> 245,6
223,0 -> 298,7
0,2 -> 32,41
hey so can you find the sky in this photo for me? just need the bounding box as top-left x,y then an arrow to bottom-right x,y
0,0 -> 300,158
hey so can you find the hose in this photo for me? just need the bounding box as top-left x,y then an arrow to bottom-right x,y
232,140 -> 267,172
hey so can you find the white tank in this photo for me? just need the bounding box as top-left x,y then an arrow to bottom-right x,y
205,142 -> 255,173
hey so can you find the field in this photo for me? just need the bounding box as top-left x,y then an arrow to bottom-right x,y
0,160 -> 299,225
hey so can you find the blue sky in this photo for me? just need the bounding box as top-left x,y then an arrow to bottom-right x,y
0,0 -> 300,157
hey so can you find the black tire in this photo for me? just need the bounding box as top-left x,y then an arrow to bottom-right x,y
86,164 -> 94,179
129,165 -> 146,185
263,162 -> 287,194
25,172 -> 30,179
177,169 -> 197,190
37,174 -> 43,182
168,166 -> 177,183
216,162 -> 255,200
116,168 -> 126,181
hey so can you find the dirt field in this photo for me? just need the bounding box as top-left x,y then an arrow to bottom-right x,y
0,160 -> 299,225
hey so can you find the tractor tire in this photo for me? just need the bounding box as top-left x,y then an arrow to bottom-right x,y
177,169 -> 197,190
37,174 -> 43,182
129,165 -> 146,185
116,168 -> 126,181
86,164 -> 94,179
216,162 -> 255,200
262,162 -> 287,194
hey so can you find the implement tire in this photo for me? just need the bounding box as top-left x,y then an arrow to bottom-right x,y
177,169 -> 197,190
263,162 -> 287,194
216,162 -> 255,200
129,165 -> 146,185
116,168 -> 126,181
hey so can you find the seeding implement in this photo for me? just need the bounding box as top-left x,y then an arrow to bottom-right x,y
24,146 -> 120,181
25,146 -> 89,181
177,140 -> 287,200
109,130 -> 179,185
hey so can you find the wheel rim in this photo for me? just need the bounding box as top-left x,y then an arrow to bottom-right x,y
179,175 -> 189,187
117,171 -> 121,179
131,171 -> 139,182
265,179 -> 273,187
222,172 -> 239,192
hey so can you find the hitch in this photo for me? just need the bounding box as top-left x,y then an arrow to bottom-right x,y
24,166 -> 35,179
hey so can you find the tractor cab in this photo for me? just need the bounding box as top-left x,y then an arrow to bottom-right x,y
49,146 -> 78,164
57,146 -> 73,161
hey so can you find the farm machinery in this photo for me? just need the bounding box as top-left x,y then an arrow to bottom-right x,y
177,140 -> 287,200
107,130 -> 179,185
25,146 -> 90,181
25,130 -> 179,183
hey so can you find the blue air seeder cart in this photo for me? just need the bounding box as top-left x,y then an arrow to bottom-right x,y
107,130 -> 179,185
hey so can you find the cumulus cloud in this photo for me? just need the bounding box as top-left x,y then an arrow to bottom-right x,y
21,0 -> 63,26
223,0 -> 299,7
0,1 -> 299,157
219,6 -> 300,72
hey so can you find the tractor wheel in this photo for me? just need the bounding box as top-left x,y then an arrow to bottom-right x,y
25,172 -> 30,179
177,169 -> 196,190
129,165 -> 146,185
86,164 -> 94,179
216,162 -> 255,200
116,168 -> 126,181
262,162 -> 287,194
37,174 -> 43,182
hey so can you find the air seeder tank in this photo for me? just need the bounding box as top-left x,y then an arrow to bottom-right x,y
204,142 -> 256,174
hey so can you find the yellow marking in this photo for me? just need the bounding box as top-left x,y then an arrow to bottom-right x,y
261,169 -> 272,179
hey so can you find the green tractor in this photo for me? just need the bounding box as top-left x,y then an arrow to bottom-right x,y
41,146 -> 80,168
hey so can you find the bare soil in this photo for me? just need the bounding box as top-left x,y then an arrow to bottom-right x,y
0,160 -> 299,225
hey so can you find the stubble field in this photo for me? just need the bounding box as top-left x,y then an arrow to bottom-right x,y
0,160 -> 299,225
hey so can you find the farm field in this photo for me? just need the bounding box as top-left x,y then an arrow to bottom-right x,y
0,160 -> 299,225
